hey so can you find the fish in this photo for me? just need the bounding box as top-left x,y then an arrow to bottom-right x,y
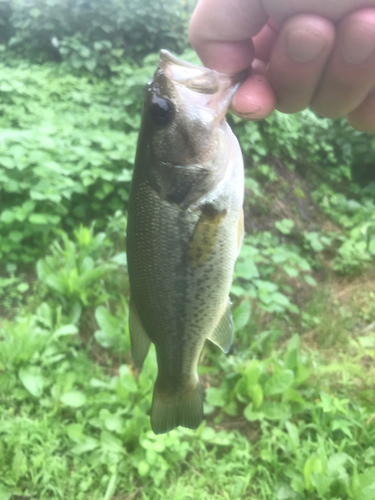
126,50 -> 244,434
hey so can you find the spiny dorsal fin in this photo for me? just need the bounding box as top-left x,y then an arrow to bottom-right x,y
207,301 -> 234,353
129,298 -> 151,369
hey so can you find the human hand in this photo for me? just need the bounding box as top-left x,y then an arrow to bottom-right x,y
189,0 -> 375,132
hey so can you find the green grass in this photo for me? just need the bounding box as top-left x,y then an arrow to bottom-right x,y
0,51 -> 375,500
1,226 -> 375,500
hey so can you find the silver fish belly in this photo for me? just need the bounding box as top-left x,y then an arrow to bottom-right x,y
126,50 -> 244,434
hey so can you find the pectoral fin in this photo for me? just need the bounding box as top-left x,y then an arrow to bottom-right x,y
236,207 -> 244,257
207,301 -> 234,353
129,298 -> 151,369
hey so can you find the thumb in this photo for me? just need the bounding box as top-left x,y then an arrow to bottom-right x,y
189,0 -> 268,74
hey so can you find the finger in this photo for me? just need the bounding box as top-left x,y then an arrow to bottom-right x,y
252,21 -> 279,62
189,0 -> 267,74
266,15 -> 335,113
347,91 -> 375,132
262,0 -> 375,24
231,73 -> 276,120
251,58 -> 268,76
311,9 -> 375,118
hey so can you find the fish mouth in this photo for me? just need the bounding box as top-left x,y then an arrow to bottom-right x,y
157,50 -> 247,119
159,50 -> 203,70
159,50 -> 248,84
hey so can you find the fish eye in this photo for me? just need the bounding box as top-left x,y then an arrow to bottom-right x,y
150,97 -> 174,127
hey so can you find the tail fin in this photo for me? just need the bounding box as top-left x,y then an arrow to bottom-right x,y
151,377 -> 203,434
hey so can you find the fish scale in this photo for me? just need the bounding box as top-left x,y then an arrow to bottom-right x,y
126,50 -> 244,434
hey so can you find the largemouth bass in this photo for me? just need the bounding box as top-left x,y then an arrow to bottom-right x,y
126,50 -> 244,434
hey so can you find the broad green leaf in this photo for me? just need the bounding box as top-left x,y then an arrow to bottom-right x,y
101,430 -> 124,454
285,421 -> 300,450
233,299 -> 251,331
250,384 -> 263,409
19,366 -> 43,398
311,472 -> 329,496
283,334 -> 300,369
244,403 -> 263,422
29,213 -> 49,225
352,467 -> 375,500
275,219 -> 294,235
276,484 -> 299,500
245,360 -> 262,387
304,275 -> 317,286
66,423 -> 84,443
206,387 -> 227,407
283,388 -> 306,405
304,456 -> 323,491
81,256 -> 94,273
296,365 -> 310,384
137,460 -> 150,476
0,483 -> 12,500
264,370 -> 294,396
71,437 -> 99,455
331,419 -> 353,438
119,373 -> 137,393
112,252 -> 127,265
260,402 -> 290,420
235,259 -> 259,280
61,390 -> 87,407
95,306 -> 119,334
105,415 -> 124,433
283,265 -> 299,278
94,329 -> 116,348
369,238 -> 375,254
54,324 -> 78,337
0,210 -> 15,224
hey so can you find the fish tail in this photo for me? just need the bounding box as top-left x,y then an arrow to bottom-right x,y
151,376 -> 203,434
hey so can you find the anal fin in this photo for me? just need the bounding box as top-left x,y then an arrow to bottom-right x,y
129,298 -> 151,369
207,301 -> 234,353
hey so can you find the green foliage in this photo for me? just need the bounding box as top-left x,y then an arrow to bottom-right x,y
1,0 -> 195,75
0,53 -> 373,275
232,108 -> 375,277
232,232 -> 316,314
1,26 -> 375,499
1,218 -> 375,499
0,59 -> 156,263
206,334 -> 310,421
204,325 -> 375,500
37,226 -> 116,307
0,268 -> 29,312
231,109 -> 346,172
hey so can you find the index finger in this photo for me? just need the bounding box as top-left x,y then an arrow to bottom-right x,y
189,0 -> 268,74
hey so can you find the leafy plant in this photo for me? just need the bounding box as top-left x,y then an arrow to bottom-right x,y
232,232 -> 316,314
0,60 -> 146,263
2,0 -> 195,74
36,227 -> 116,309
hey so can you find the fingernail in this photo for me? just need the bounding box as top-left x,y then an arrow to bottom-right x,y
341,22 -> 375,64
286,28 -> 327,63
235,113 -> 262,121
232,103 -> 261,119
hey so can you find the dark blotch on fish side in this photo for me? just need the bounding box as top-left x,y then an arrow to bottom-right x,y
188,204 -> 227,267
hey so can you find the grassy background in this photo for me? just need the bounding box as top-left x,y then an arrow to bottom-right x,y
0,2 -> 375,498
